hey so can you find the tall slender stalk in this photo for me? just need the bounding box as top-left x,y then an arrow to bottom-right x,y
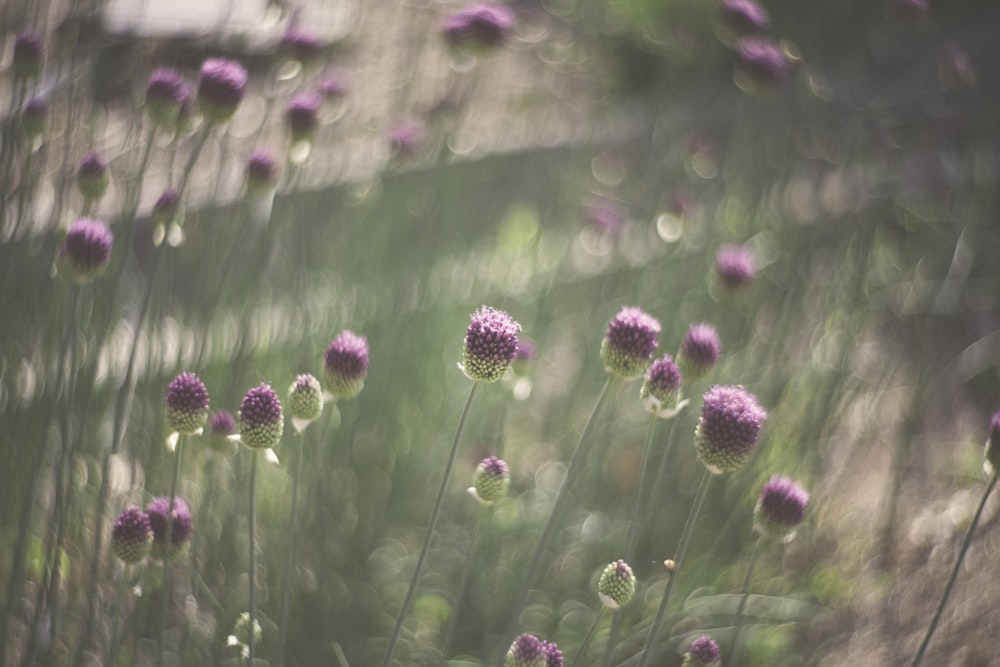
729,535 -> 764,666
248,450 -> 260,667
570,607 -> 608,667
440,506 -> 487,661
157,434 -> 186,667
277,429 -> 308,667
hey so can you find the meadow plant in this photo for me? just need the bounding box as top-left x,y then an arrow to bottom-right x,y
111,506 -> 153,565
600,306 -> 661,379
442,3 -> 517,55
280,27 -> 325,67
20,96 -> 49,143
714,243 -> 757,292
12,30 -> 45,82
205,409 -> 239,455
505,633 -> 546,667
58,218 -> 113,283
677,323 -> 721,382
197,58 -> 249,125
718,0 -> 771,35
470,455 -> 511,504
733,37 -> 792,94
145,67 -> 191,131
682,636 -> 721,667
286,91 -> 322,145
75,151 -> 110,209
324,330 -> 370,400
146,496 -> 194,562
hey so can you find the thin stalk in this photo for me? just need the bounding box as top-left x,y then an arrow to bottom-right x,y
248,450 -> 260,667
729,535 -> 764,666
494,377 -> 616,667
441,506 -> 487,660
570,607 -> 608,667
157,434 -> 186,667
635,468 -> 713,667
383,380 -> 481,667
107,562 -> 130,665
277,428 -> 309,667
909,470 -> 999,667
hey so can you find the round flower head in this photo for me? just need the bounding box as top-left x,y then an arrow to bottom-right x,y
388,118 -> 426,157
442,3 -> 516,55
600,307 -> 661,380
471,455 -> 510,504
597,559 -> 636,609
734,37 -> 792,94
111,506 -> 153,564
289,373 -> 323,430
152,189 -> 180,228
76,151 -> 110,202
145,67 -> 190,129
694,385 -> 767,474
755,475 -> 809,541
13,30 -> 45,81
324,330 -> 369,400
542,641 -> 563,667
238,382 -> 284,450
505,633 -> 546,667
20,96 -> 49,140
165,372 -> 210,435
715,243 -> 757,292
59,218 -> 113,283
718,0 -> 770,35
462,306 -> 521,383
640,354 -> 683,419
205,409 -> 238,455
246,149 -> 279,198
146,496 -> 193,561
233,611 -> 261,648
984,410 -> 1000,475
682,636 -> 721,667
197,58 -> 248,124
677,323 -> 721,382
286,92 -> 322,144
280,27 -> 325,65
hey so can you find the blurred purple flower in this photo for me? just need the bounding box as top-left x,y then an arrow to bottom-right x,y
146,496 -> 193,561
246,149 -> 280,197
734,37 -> 792,93
715,243 -> 757,291
317,68 -> 349,100
678,323 -> 721,382
20,96 -> 48,139
600,306 -> 660,380
76,151 -> 110,202
682,636 -> 721,667
145,67 -> 190,129
755,475 -> 809,540
197,58 -> 248,124
60,218 -> 113,283
286,92 -> 322,143
324,331 -> 370,400
442,3 -> 516,54
280,27 -> 325,65
13,30 -> 45,80
388,118 -> 427,157
111,506 -> 152,564
640,354 -> 682,418
719,0 -> 770,35
584,198 -> 626,236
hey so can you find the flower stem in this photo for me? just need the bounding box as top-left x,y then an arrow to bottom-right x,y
249,449 -> 260,667
635,468 -> 713,667
729,535 -> 763,666
441,505 -> 487,661
277,429 -> 308,667
383,380 -> 481,667
909,470 -> 998,667
157,434 -> 186,667
570,606 -> 608,667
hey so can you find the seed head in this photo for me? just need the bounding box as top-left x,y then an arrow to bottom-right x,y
289,373 -> 323,425
755,475 -> 809,541
60,218 -> 113,283
462,306 -> 521,383
677,323 -> 721,382
111,506 -> 152,564
640,354 -> 683,418
197,58 -> 248,124
682,636 -> 721,667
13,30 -> 45,80
165,372 -> 210,435
694,385 -> 767,474
324,331 -> 369,400
442,3 -> 516,55
205,409 -> 238,455
719,0 -> 770,35
246,149 -> 279,198
471,455 -> 510,504
734,37 -> 792,94
145,67 -> 190,129
715,243 -> 757,291
505,633 -> 546,667
239,382 -> 284,450
20,96 -> 49,140
146,496 -> 193,561
76,151 -> 110,202
286,92 -> 322,144
597,559 -> 636,609
600,307 -> 660,379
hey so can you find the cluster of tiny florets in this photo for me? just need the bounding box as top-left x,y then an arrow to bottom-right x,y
111,506 -> 153,564
165,372 -> 210,435
462,306 -> 521,383
597,559 -> 636,609
755,475 -> 810,540
505,633 -> 546,667
290,373 -> 324,424
600,306 -> 660,379
640,354 -> 682,418
324,331 -> 370,399
146,496 -> 193,561
197,58 -> 248,124
678,323 -> 721,382
145,67 -> 190,129
238,383 -> 284,450
682,636 -> 721,667
286,92 -> 322,143
60,218 -> 113,283
694,384 -> 767,474
472,455 -> 510,504
76,151 -> 109,202
205,410 -> 238,454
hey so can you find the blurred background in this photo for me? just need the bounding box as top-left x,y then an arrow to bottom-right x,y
1,0 -> 1000,665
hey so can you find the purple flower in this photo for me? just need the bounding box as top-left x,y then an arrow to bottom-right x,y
238,382 -> 284,450
197,58 -> 248,124
718,0 -> 770,35
20,96 -> 48,140
734,37 -> 792,93
152,189 -> 180,227
442,3 -> 516,54
640,354 -> 683,418
598,559 -> 636,609
286,92 -> 322,144
682,636 -> 721,667
145,67 -> 190,129
60,218 -> 113,283
111,506 -> 153,564
146,496 -> 193,561
76,151 -> 109,202
317,68 -> 349,100
755,475 -> 809,540
462,306 -> 521,383
677,323 -> 721,382
245,148 -> 279,198
472,455 -> 510,503
280,27 -> 325,65
600,307 -> 660,379
205,409 -> 238,454
542,641 -> 563,667
715,243 -> 757,291
694,385 -> 767,474
985,410 -> 1000,474
512,337 -> 537,376
289,373 -> 323,426
388,118 -> 427,157
13,30 -> 45,80
505,633 -> 545,667
584,198 -> 626,236
324,331 -> 370,400
165,372 -> 210,435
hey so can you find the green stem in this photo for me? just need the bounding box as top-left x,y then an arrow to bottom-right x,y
635,468 -> 713,667
249,450 -> 260,667
277,429 -> 308,667
909,470 -> 999,667
383,381 -> 481,667
107,563 -> 130,665
570,606 -> 608,667
729,535 -> 764,666
157,434 -> 186,667
441,505 -> 487,661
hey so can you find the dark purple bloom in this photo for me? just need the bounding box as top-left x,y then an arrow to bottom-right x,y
286,92 -> 322,143
146,496 -> 193,561
20,96 -> 48,139
462,306 -> 521,383
152,189 -> 180,226
678,323 -> 721,381
317,68 -> 349,99
472,455 -> 510,503
165,372 -> 210,435
505,633 -> 545,667
718,0 -> 770,35
640,354 -> 682,418
388,118 -> 427,157
60,218 -> 113,283
206,409 -> 238,454
755,475 -> 809,540
734,37 -> 792,93
246,149 -> 279,197
985,410 -> 1000,473
111,506 -> 153,564
13,30 -> 45,80
512,337 -> 537,376
598,559 -> 636,608
715,243 -> 757,291
289,373 -> 323,424
197,58 -> 248,124
145,67 -> 190,128
238,382 -> 284,450
76,151 -> 109,202
682,636 -> 721,667
542,641 -> 563,667
694,385 -> 767,474
280,27 -> 325,65
442,3 -> 516,54
600,306 -> 660,379
584,198 -> 626,236
324,330 -> 369,399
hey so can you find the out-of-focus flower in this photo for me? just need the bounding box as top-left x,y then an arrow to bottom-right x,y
388,118 -> 427,157
442,3 -> 516,55
677,323 -> 721,382
76,151 -> 110,203
694,385 -> 767,474
13,30 -> 45,81
145,67 -> 190,129
289,373 -> 323,431
597,559 -> 636,608
755,475 -> 809,541
228,611 -> 261,657
511,337 -> 537,377
718,0 -> 770,35
681,636 -> 721,667
20,96 -> 48,140
600,307 -> 660,380
205,410 -> 238,455
238,383 -> 284,450
461,306 -> 521,383
542,641 -> 563,667
324,331 -> 369,400
152,189 -> 180,228
246,149 -> 280,198
111,506 -> 153,564
165,372 -> 210,435
59,218 -> 113,283
470,455 -> 510,503
734,37 -> 792,94
715,243 -> 757,292
280,27 -> 325,66
286,92 -> 322,144
146,496 -> 193,561
197,58 -> 248,124
505,633 -> 546,667
316,68 -> 349,100
640,355 -> 684,419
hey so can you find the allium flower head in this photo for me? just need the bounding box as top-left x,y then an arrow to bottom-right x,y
205,409 -> 238,454
145,67 -> 190,129
197,58 -> 248,124
146,496 -> 193,561
165,372 -> 210,435
597,559 -> 636,608
324,330 -> 369,400
505,633 -> 546,667
984,410 -> 1000,474
677,323 -> 721,382
694,385 -> 767,474
600,307 -> 660,379
238,382 -> 284,450
715,243 -> 757,291
755,475 -> 809,541
286,92 -> 322,144
20,96 -> 48,140
734,37 -> 792,93
719,0 -> 770,35
152,189 -> 180,227
542,641 -> 563,667
640,354 -> 683,419
246,149 -> 279,198
13,30 -> 45,80
462,306 -> 521,383
388,118 -> 427,157
60,218 -> 113,283
442,3 -> 516,54
111,506 -> 153,564
280,27 -> 325,65
584,198 -> 626,236
289,373 -> 324,429
76,151 -> 110,202
512,337 -> 537,376
682,636 -> 721,667
471,455 -> 510,504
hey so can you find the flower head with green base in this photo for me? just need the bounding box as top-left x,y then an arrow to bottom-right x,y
734,37 -> 792,94
598,559 -> 636,609
600,307 -> 660,380
239,382 -> 284,450
715,243 -> 757,292
755,475 -> 809,541
985,410 -> 1000,475
145,67 -> 190,130
279,28 -> 325,66
678,323 -> 721,382
152,189 -> 180,229
246,149 -> 279,198
442,3 -> 516,55
471,455 -> 509,504
640,354 -> 685,419
13,30 -> 45,81
542,641 -> 563,667
682,636 -> 721,667
505,633 -> 546,667
166,372 -> 210,435
76,151 -> 109,203
59,218 -> 113,283
694,385 -> 767,474
146,496 -> 193,561
324,331 -> 369,400
289,373 -> 323,431
197,58 -> 248,124
205,410 -> 238,455
111,506 -> 152,564
286,92 -> 322,144
21,96 -> 48,140
461,306 -> 521,382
